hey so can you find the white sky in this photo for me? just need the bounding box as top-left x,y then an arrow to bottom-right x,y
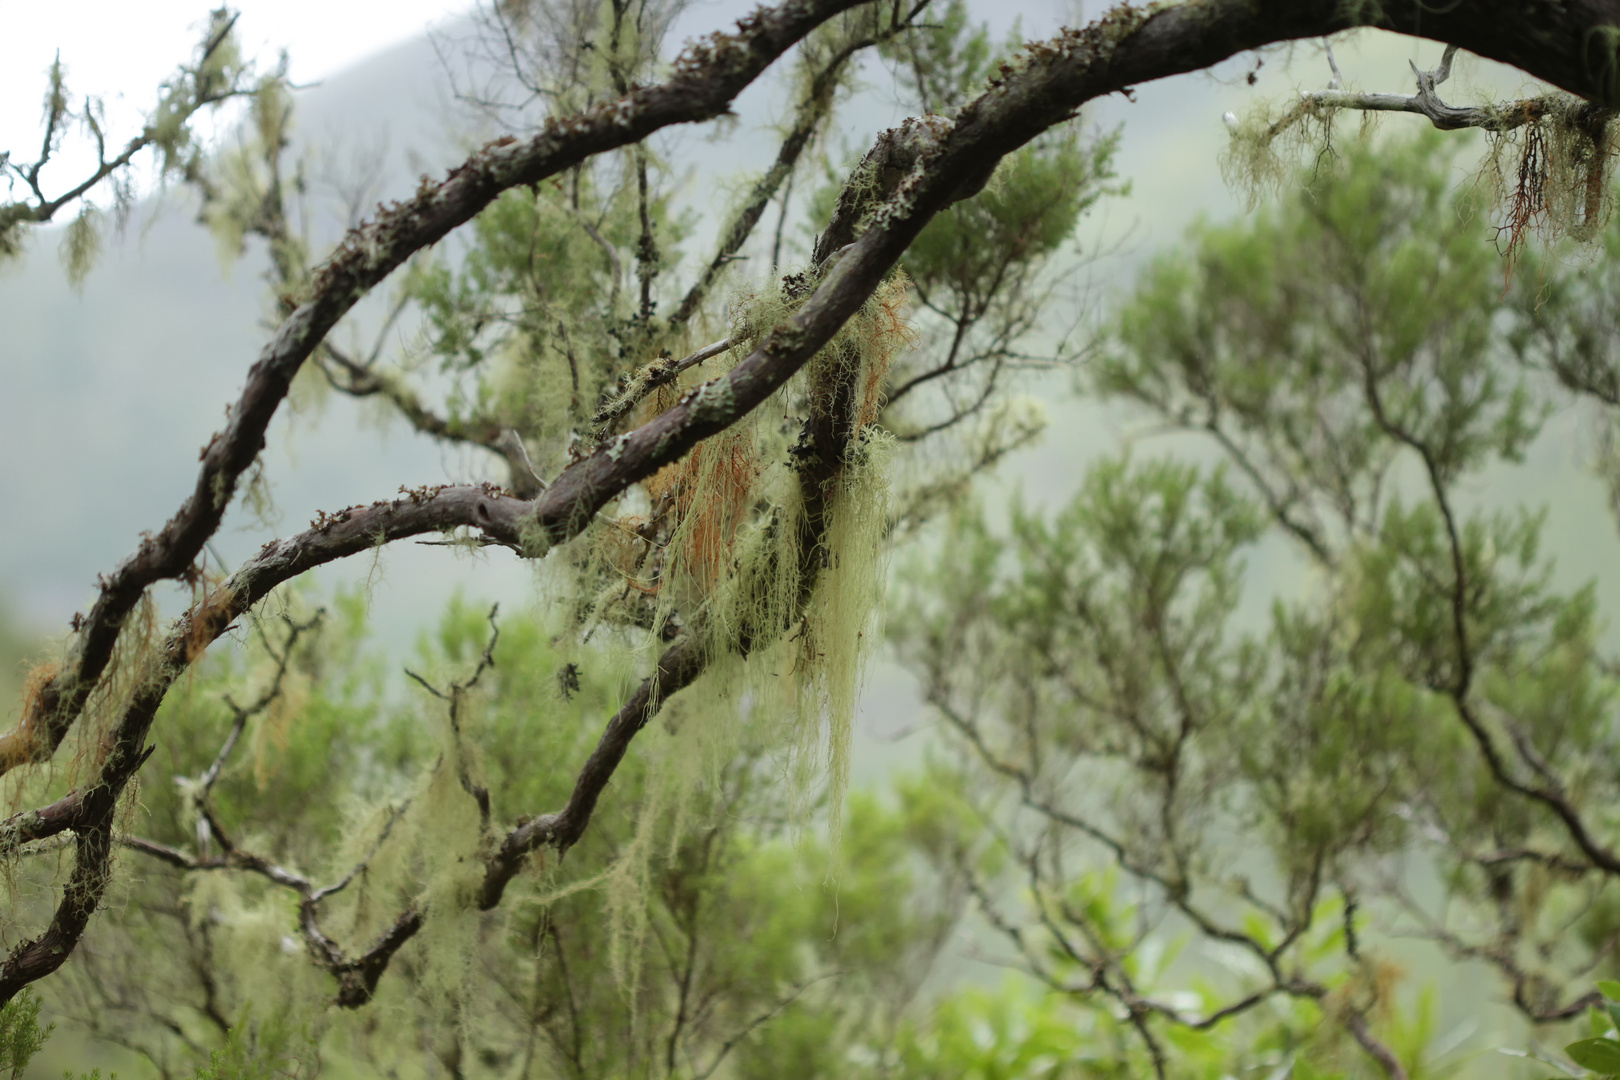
1,0 -> 471,204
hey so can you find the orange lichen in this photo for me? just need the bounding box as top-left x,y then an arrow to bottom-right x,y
856,271 -> 917,428
185,583 -> 239,664
649,430 -> 761,591
0,661 -> 60,773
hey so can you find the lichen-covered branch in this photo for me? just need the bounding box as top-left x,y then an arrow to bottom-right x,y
1225,38 -> 1616,244
0,10 -> 255,261
668,1 -> 935,326
588,337 -> 734,443
8,0 -> 878,784
9,0 -> 1620,1015
1288,43 -> 1612,135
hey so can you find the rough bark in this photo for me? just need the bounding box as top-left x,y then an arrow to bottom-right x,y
6,0 -> 1620,1010
10,0 -> 877,780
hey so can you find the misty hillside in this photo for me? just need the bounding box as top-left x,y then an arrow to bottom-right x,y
6,12 -> 1620,1074
4,8 -> 1617,699
0,2 -> 1171,645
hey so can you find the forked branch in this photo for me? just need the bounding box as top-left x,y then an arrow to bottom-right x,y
9,0 -> 880,788
8,0 -> 1620,1013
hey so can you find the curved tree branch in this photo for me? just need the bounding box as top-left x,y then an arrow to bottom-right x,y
7,0 -> 1620,1013
669,1 -> 934,327
12,0 -> 880,779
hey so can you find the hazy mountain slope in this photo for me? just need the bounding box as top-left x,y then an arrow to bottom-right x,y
3,6 -> 1616,721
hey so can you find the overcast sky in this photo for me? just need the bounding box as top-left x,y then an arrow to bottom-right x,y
0,0 -> 472,203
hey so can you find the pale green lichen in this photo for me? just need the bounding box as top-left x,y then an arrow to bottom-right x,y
1223,80 -> 1615,252
1478,93 -> 1616,250
1219,96 -> 1347,211
59,204 -> 102,290
787,428 -> 894,848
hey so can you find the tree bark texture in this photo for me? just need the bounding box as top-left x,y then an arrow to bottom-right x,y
5,0 -> 1620,1007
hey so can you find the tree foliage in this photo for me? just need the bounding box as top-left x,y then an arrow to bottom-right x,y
895,129 -> 1620,1077
7,0 -> 1620,1077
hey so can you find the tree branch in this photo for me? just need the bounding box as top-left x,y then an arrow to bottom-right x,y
12,0 -> 880,785
669,3 -> 932,326
8,0 -> 1620,1014
1,12 -> 253,247
1296,43 -> 1598,133
588,337 -> 734,442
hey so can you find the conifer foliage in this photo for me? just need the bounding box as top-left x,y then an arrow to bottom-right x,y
6,0 -> 1620,1075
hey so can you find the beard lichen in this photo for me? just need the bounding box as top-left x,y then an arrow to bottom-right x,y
564,272 -> 909,991
1219,96 -> 1348,210
1480,94 -> 1616,260
708,275 -> 906,846
412,732 -> 488,1010
647,406 -> 763,608
784,426 -> 894,848
1222,84 -> 1616,264
22,271 -> 915,1043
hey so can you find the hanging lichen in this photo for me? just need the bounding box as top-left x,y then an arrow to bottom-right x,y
558,272 -> 912,988
59,204 -> 102,290
411,735 -> 486,1010
646,399 -> 764,607
1219,96 -> 1347,210
787,426 -> 895,847
1223,82 -> 1616,267
1480,94 -> 1616,261
716,275 -> 909,845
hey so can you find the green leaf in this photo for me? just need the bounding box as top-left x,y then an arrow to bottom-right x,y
1566,1037 -> 1620,1073
1599,980 -> 1620,1001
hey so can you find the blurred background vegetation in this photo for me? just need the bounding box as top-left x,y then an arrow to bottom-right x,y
8,1 -> 1620,1078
